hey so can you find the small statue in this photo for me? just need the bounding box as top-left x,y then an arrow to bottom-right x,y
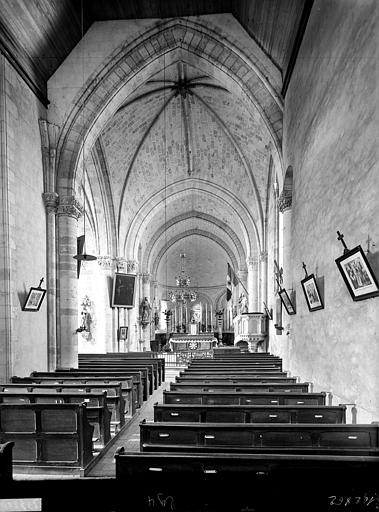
239,293 -> 248,314
140,297 -> 151,326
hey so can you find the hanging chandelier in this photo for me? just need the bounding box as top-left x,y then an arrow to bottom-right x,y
168,253 -> 197,303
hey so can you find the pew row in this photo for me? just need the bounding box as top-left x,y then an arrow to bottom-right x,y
114,449 -> 379,512
12,374 -> 138,410
169,382 -> 310,393
0,403 -> 94,473
140,421 -> 379,456
0,391 -> 111,446
0,382 -> 126,425
153,403 -> 347,424
163,390 -> 326,405
176,375 -> 297,383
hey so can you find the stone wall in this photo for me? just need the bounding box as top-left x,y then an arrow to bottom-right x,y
271,0 -> 379,422
0,57 -> 47,379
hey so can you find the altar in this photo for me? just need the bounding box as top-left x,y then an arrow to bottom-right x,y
169,333 -> 218,351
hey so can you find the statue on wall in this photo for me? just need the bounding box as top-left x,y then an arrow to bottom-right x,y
140,297 -> 151,328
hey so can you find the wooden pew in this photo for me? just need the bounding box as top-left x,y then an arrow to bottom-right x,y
181,369 -> 288,377
169,382 -> 310,393
0,391 -> 111,447
79,354 -> 165,384
187,363 -> 283,371
0,442 -> 13,482
153,403 -> 347,424
176,375 -> 297,383
163,390 -> 326,405
115,450 -> 379,512
77,361 -> 158,390
14,371 -> 143,407
0,403 -> 94,471
140,421 -> 379,456
10,377 -> 134,416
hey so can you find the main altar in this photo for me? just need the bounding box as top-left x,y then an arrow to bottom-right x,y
169,333 -> 217,351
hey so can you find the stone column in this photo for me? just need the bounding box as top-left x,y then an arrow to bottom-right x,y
56,195 -> 83,368
42,192 -> 59,370
125,260 -> 139,351
141,273 -> 151,346
97,256 -> 114,352
247,256 -> 259,312
278,194 -> 292,288
260,251 -> 268,311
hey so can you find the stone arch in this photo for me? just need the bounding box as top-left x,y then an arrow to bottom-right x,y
124,178 -> 260,260
54,17 -> 284,196
142,210 -> 246,274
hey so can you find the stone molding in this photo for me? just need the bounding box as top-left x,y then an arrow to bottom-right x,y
97,255 -> 114,270
260,251 -> 268,262
57,195 -> 83,220
42,192 -> 59,215
141,273 -> 151,284
278,194 -> 292,213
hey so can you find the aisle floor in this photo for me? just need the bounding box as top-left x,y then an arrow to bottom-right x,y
86,379 -> 173,477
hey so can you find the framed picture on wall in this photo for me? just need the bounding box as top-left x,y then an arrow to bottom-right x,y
118,326 -> 128,340
301,274 -> 324,312
278,288 -> 296,315
112,273 -> 136,308
335,245 -> 379,301
22,287 -> 46,311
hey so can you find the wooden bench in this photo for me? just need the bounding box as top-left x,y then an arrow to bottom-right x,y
77,361 -> 158,391
176,375 -> 297,384
0,391 -> 111,447
181,369 -> 288,377
169,382 -> 310,393
0,442 -> 13,482
163,390 -> 326,405
153,403 -> 347,424
187,363 -> 283,371
114,450 -> 379,512
10,377 -> 134,415
79,354 -> 164,385
17,371 -> 143,407
0,403 -> 94,471
140,421 -> 379,456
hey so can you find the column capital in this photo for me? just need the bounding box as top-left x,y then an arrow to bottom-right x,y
237,269 -> 248,280
246,256 -> 259,270
97,255 -> 113,270
42,192 -> 59,215
57,195 -> 83,220
278,193 -> 292,213
260,251 -> 268,262
116,258 -> 139,274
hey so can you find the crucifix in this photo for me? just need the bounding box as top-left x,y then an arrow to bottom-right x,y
302,262 -> 308,278
274,259 -> 283,290
37,278 -> 44,289
337,231 -> 349,254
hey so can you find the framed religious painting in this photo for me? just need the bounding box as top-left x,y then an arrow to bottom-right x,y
335,245 -> 379,301
278,288 -> 296,315
112,273 -> 136,308
301,274 -> 324,312
118,326 -> 128,340
23,287 -> 46,311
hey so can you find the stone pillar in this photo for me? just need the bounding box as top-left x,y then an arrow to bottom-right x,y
278,194 -> 292,288
260,251 -> 268,311
42,192 -> 59,370
97,256 -> 114,352
125,260 -> 139,351
141,273 -> 151,346
247,256 -> 259,312
56,195 -> 83,368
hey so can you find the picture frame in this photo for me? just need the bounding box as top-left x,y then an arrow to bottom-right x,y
301,274 -> 324,312
112,273 -> 136,308
335,245 -> 379,301
118,326 -> 128,340
22,287 -> 46,311
278,288 -> 296,315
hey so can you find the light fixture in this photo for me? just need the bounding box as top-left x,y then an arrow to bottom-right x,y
168,253 -> 197,303
73,0 -> 96,263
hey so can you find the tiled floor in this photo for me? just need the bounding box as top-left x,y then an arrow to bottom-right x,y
86,369 -> 180,477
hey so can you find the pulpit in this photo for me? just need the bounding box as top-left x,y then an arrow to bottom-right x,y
233,312 -> 267,352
